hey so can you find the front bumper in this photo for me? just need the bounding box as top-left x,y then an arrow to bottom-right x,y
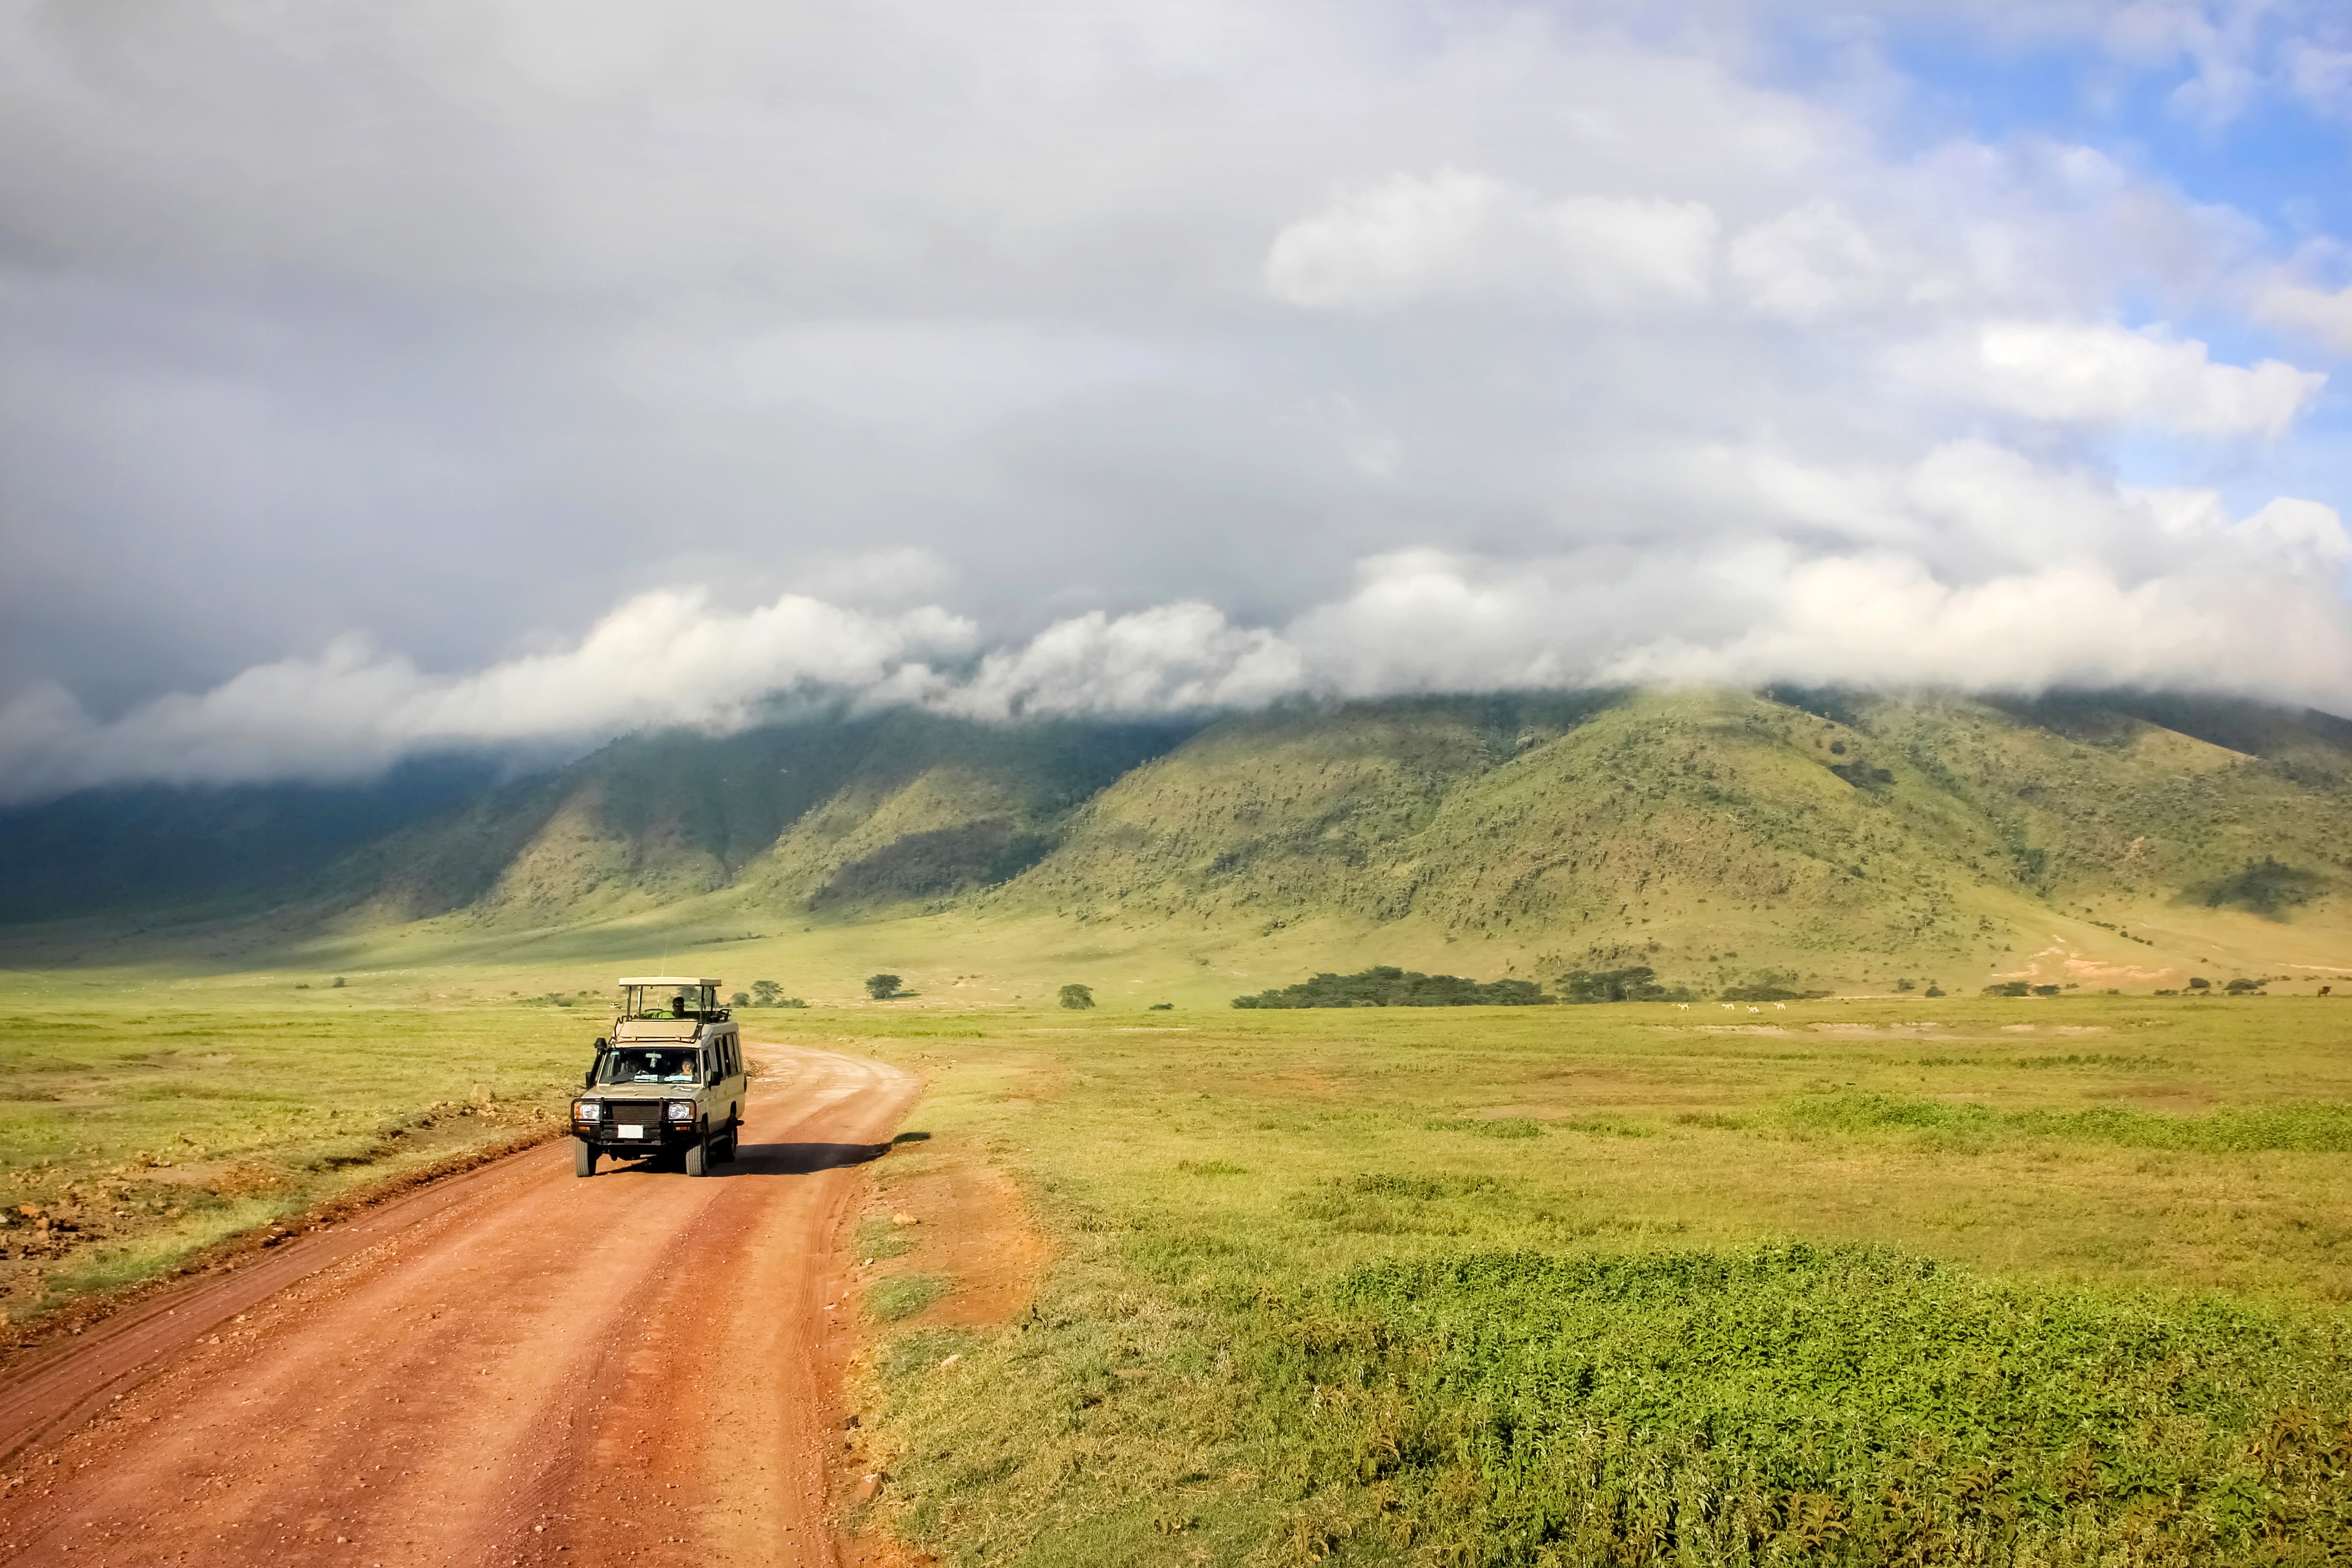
575,1125 -> 697,1151
574,1097 -> 698,1150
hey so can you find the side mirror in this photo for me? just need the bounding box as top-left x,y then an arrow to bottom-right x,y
582,1067 -> 596,1088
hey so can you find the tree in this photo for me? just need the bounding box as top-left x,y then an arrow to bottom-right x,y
1058,983 -> 1095,1010
866,973 -> 904,1000
751,980 -> 783,1006
730,991 -> 750,1008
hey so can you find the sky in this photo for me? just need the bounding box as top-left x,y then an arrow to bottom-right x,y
3,0 -> 2351,803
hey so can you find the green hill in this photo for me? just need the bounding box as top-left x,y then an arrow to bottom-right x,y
976,688 -> 2351,989
2,689 -> 2347,995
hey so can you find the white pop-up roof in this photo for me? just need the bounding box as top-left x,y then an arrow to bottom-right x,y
617,976 -> 722,987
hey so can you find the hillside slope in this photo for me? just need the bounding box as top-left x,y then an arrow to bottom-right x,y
328,711 -> 1197,930
3,689 -> 2346,993
981,688 -> 2352,986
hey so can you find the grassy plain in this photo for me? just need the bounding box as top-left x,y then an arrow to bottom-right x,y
0,970 -> 589,1322
6,934 -> 2352,1562
839,994 -> 2352,1565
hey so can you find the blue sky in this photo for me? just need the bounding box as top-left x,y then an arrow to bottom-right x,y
0,0 -> 2348,799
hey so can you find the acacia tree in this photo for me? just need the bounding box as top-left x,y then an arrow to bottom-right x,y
1058,983 -> 1094,1010
866,973 -> 904,1000
751,980 -> 783,1006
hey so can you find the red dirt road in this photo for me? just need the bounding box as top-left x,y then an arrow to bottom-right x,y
0,1045 -> 919,1568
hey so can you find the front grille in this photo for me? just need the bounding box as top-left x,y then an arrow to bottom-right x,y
606,1100 -> 662,1127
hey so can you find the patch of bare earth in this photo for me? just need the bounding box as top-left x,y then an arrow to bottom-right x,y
838,1132 -> 1048,1568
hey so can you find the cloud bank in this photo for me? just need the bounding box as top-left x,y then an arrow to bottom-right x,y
2,0 -> 2350,800
7,472 -> 2344,804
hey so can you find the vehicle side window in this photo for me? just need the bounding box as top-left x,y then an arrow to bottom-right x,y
730,1040 -> 741,1077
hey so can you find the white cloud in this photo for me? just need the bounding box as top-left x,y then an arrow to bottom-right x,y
2255,278 -> 2352,356
5,457 -> 2347,805
1600,551 -> 2352,708
938,603 -> 1305,719
1728,201 -> 1886,319
1263,170 -> 1717,312
0,591 -> 977,803
1892,321 -> 2325,435
2223,496 -> 2352,564
0,0 -> 2346,767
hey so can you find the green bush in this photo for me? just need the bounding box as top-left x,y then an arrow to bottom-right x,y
1233,966 -> 1551,1009
1058,983 -> 1095,1010
1559,965 -> 1688,1003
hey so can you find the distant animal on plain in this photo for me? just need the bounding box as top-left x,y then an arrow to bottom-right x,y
1747,1005 -> 1760,1013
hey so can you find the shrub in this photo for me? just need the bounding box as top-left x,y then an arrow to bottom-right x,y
331,977 -> 346,989
730,991 -> 750,1008
1233,966 -> 1552,1009
1983,981 -> 2031,997
2226,978 -> 2262,994
752,980 -> 783,1005
1058,983 -> 1095,1010
2188,976 -> 2211,990
865,973 -> 904,1001
1559,965 -> 1681,1003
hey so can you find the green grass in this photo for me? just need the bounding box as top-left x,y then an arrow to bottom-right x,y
867,1274 -> 955,1323
6,943 -> 2352,1561
0,979 -> 587,1319
835,994 -> 2352,1565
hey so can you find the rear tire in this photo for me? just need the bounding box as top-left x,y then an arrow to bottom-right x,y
684,1137 -> 709,1178
716,1131 -> 737,1164
574,1141 -> 598,1178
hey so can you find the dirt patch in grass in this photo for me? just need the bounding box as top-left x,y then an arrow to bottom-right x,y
854,1135 -> 1047,1330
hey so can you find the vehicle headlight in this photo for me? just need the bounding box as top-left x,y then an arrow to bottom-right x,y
573,1101 -> 602,1121
665,1099 -> 695,1122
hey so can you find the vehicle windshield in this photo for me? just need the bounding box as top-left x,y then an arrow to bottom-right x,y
621,985 -> 715,1020
597,1048 -> 701,1086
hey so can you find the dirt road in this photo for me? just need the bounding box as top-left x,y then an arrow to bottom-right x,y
0,1044 -> 920,1568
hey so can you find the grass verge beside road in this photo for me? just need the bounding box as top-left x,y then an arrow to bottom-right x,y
0,977 -> 586,1328
839,995 -> 2352,1565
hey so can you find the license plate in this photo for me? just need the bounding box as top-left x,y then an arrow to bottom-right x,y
617,1125 -> 645,1140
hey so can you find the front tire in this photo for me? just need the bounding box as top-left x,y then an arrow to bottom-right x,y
684,1137 -> 709,1178
574,1141 -> 598,1178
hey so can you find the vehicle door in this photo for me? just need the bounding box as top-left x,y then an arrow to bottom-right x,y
720,1032 -> 745,1134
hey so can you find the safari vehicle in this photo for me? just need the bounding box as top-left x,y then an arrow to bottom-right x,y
571,977 -> 748,1178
